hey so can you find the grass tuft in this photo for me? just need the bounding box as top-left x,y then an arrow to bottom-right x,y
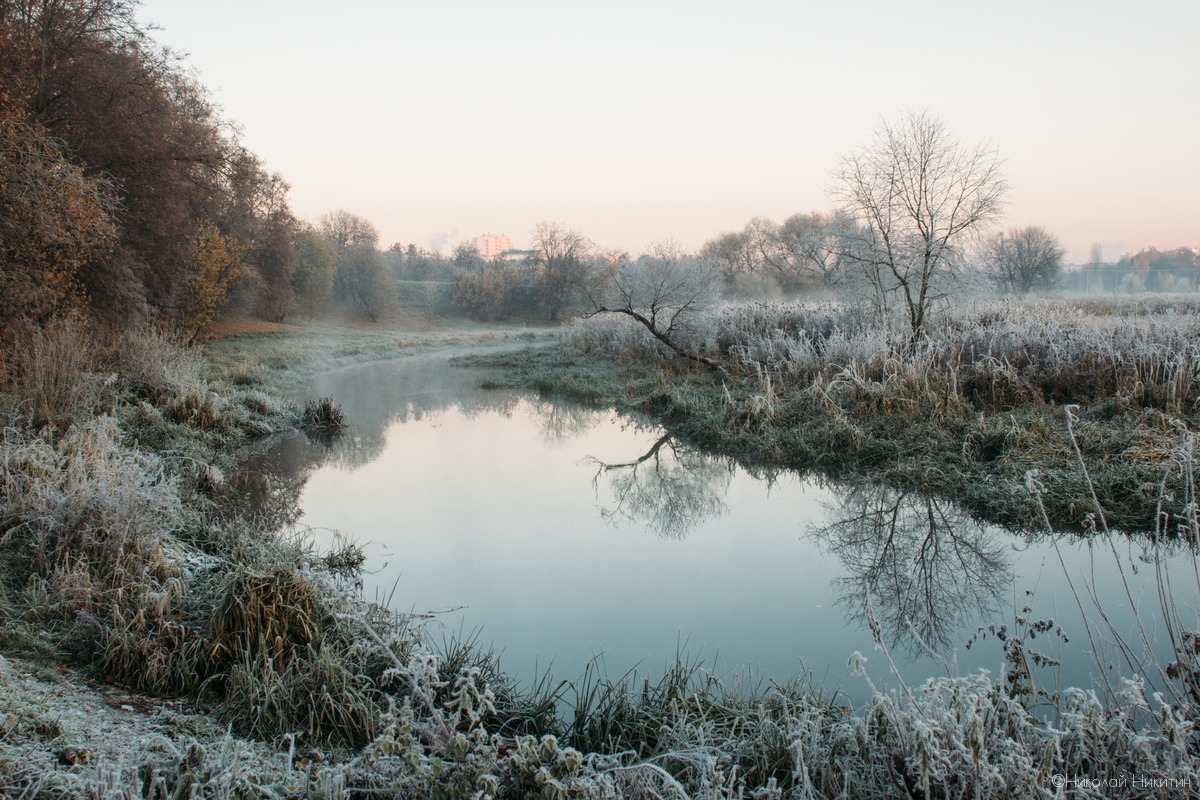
300,396 -> 347,445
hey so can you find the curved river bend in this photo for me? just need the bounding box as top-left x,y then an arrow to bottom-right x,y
240,354 -> 1199,705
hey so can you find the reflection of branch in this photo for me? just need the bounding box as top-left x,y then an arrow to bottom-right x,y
812,483 -> 1012,657
595,433 -> 673,471
588,434 -> 730,540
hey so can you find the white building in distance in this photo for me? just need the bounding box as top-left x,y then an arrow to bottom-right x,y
474,233 -> 513,261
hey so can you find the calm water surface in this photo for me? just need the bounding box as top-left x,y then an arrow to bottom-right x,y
255,354 -> 1199,704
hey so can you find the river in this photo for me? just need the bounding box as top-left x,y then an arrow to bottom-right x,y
238,351 -> 1199,707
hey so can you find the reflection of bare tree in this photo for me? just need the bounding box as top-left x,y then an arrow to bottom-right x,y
529,398 -> 609,443
589,434 -> 732,539
811,482 -> 1012,657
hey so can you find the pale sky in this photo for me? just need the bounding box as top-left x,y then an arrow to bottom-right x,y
137,0 -> 1198,262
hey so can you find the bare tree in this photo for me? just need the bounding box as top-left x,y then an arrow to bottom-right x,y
1083,242 -> 1105,294
318,209 -> 379,255
981,224 -> 1065,296
588,240 -> 722,369
700,229 -> 763,289
701,211 -> 857,295
765,210 -> 855,292
832,111 -> 1008,342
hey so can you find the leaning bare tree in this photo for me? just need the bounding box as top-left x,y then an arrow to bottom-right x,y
587,240 -> 722,370
832,111 -> 1008,342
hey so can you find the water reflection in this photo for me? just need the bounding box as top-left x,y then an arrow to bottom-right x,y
532,398 -> 609,443
238,358 -> 1016,668
811,482 -> 1012,657
224,432 -> 322,529
235,354 -> 1198,698
587,430 -> 1016,659
588,433 -> 732,539
223,357 -> 527,524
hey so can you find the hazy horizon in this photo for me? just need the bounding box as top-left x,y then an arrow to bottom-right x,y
138,0 -> 1198,262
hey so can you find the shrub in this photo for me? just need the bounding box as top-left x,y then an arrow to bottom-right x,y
0,416 -> 182,584
4,316 -> 110,431
452,265 -> 520,320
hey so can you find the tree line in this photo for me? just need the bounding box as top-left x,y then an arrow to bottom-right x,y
3,6 -> 1193,355
0,1 -> 398,348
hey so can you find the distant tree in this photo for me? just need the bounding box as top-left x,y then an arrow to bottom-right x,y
318,210 -> 382,306
340,244 -> 395,322
832,111 -> 1008,342
701,211 -> 851,295
389,243 -> 456,282
318,210 -> 379,255
291,223 -> 336,314
771,210 -> 855,291
981,225 -> 1065,296
249,214 -> 299,322
700,229 -> 763,289
1077,242 -> 1106,293
529,220 -> 596,321
588,240 -> 722,369
452,240 -> 484,269
1121,246 -> 1199,292
452,263 -> 519,320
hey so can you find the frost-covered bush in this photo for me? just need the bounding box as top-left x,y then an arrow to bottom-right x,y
562,313 -> 672,363
114,325 -> 207,404
3,315 -> 114,431
0,416 -> 183,584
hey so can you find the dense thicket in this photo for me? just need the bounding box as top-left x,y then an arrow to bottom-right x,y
0,0 -> 313,345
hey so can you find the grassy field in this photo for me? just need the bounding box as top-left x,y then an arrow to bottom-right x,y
1,305 -> 1198,798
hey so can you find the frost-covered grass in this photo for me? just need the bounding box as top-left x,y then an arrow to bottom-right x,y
2,312 -> 1199,797
570,295 -> 1200,416
5,611 -> 1198,798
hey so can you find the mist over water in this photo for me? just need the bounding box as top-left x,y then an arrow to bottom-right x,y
252,354 -> 1198,703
